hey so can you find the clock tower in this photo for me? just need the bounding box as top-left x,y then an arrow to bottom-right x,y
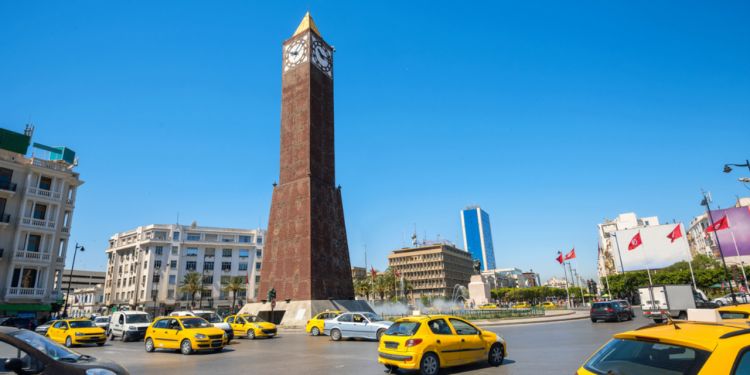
258,13 -> 355,304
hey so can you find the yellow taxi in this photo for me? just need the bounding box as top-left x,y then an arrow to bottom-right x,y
541,301 -> 557,309
478,303 -> 498,310
578,310 -> 750,374
46,319 -> 107,347
378,315 -> 506,375
225,314 -> 277,339
144,316 -> 226,355
716,303 -> 750,320
305,310 -> 341,336
512,302 -> 531,309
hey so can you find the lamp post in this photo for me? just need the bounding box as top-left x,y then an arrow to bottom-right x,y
62,243 -> 84,318
723,160 -> 750,174
702,192 -> 738,305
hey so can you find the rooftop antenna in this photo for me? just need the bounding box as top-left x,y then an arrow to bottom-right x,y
24,123 -> 34,137
176,212 -> 180,225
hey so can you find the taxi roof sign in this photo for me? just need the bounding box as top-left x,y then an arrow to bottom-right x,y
687,308 -> 722,323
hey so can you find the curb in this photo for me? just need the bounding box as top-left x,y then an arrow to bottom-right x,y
475,312 -> 589,327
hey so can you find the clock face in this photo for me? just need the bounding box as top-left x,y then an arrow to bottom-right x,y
284,36 -> 308,72
311,35 -> 333,77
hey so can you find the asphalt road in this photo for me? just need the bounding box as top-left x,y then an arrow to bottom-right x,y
76,313 -> 648,375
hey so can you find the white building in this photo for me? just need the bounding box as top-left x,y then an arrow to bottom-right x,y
104,224 -> 265,315
597,213 -> 659,281
67,284 -> 104,318
0,125 -> 83,318
544,276 -> 569,289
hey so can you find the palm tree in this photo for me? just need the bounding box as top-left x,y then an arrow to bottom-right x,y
222,276 -> 246,313
353,278 -> 372,300
179,272 -> 202,308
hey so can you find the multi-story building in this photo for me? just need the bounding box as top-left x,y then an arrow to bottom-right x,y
0,125 -> 83,318
544,276 -> 569,289
520,270 -> 541,288
59,269 -> 106,296
388,242 -> 473,299
351,266 -> 366,279
596,212 -> 659,282
460,206 -> 497,271
66,285 -> 104,318
104,224 -> 265,315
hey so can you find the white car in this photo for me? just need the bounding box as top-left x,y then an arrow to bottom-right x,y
169,310 -> 233,341
108,311 -> 152,342
712,292 -> 750,306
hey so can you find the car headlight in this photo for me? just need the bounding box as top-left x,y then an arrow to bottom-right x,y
254,324 -> 261,329
75,332 -> 85,336
86,369 -> 117,375
194,333 -> 207,339
127,326 -> 138,330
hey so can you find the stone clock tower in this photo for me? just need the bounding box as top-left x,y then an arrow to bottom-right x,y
257,13 -> 355,306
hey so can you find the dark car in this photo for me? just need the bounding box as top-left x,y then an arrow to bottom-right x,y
0,327 -> 129,375
612,300 -> 635,318
0,317 -> 36,331
590,301 -> 632,323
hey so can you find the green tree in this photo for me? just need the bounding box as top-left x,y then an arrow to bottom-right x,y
222,276 -> 246,313
179,272 -> 202,308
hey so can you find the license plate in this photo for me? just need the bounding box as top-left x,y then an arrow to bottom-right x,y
384,341 -> 398,349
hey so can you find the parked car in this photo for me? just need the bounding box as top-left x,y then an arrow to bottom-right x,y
478,303 -> 498,309
0,327 -> 130,374
170,310 -> 233,341
323,312 -> 393,341
34,321 -> 55,335
512,302 -> 531,309
612,300 -> 635,318
590,301 -> 632,323
108,311 -> 151,342
378,315 -> 506,375
0,317 -> 36,330
639,285 -> 717,322
712,292 -> 750,306
92,316 -> 110,332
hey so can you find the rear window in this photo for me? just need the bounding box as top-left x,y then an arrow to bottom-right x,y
719,311 -> 750,320
585,338 -> 710,375
593,303 -> 611,309
385,322 -> 420,336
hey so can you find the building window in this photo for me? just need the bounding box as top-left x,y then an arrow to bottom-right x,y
239,235 -> 252,243
256,249 -> 262,258
205,248 -> 215,257
256,237 -> 263,245
187,233 -> 200,241
171,246 -> 178,255
186,261 -> 197,271
154,260 -> 162,269
255,262 -> 261,271
153,274 -> 160,283
168,275 -> 176,285
172,232 -> 180,241
220,276 -> 230,285
222,235 -> 235,242
186,248 -> 198,257
254,275 -> 260,283
167,289 -> 175,298
170,260 -> 177,268
32,204 -> 47,220
204,262 -> 214,271
155,246 -> 163,255
239,263 -> 248,271
39,176 -> 52,190
239,249 -> 249,258
203,275 -> 213,284
26,234 -> 41,252
221,262 -> 231,271
222,249 -> 232,257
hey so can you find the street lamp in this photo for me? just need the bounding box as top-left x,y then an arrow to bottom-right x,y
701,192 -> 738,305
723,160 -> 750,174
62,243 -> 85,318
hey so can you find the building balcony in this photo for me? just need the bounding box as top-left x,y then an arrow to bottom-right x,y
14,249 -> 52,263
6,287 -> 46,298
61,226 -> 70,234
0,181 -> 17,197
26,186 -> 63,201
20,217 -> 56,231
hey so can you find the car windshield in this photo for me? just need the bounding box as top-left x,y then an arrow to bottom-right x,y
10,330 -> 84,363
242,315 -> 265,323
385,322 -> 420,336
94,317 -> 109,323
181,318 -> 211,328
196,313 -> 221,323
585,338 -> 710,375
68,320 -> 95,328
363,312 -> 384,322
125,314 -> 150,324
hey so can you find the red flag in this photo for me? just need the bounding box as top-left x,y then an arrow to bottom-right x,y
706,215 -> 730,233
628,232 -> 643,251
667,225 -> 682,243
370,267 -> 377,278
564,248 -> 576,260
555,252 -> 564,264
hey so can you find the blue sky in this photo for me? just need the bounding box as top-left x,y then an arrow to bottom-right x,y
1,1 -> 748,282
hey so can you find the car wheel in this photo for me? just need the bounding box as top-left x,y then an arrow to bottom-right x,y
65,336 -> 73,348
247,329 -> 256,340
330,328 -> 342,341
180,339 -> 193,355
419,352 -> 440,375
678,312 -> 688,320
384,364 -> 397,373
376,329 -> 385,341
121,332 -> 128,342
311,327 -> 320,336
590,318 -> 596,323
145,338 -> 155,352
488,343 -> 504,366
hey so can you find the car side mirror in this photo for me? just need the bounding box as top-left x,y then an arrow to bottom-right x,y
4,358 -> 24,374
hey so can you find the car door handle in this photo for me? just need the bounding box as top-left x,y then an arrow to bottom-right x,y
461,339 -> 465,342
436,340 -> 441,344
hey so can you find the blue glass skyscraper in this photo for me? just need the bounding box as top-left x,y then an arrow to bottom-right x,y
461,206 -> 497,271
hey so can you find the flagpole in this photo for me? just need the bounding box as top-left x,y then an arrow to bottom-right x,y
567,262 -> 578,307
560,253 -> 571,309
731,231 -> 749,292
611,232 -> 626,274
703,192 -> 738,304
674,223 -> 698,289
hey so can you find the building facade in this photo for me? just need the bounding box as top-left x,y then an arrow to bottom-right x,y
461,206 -> 497,271
104,224 -> 265,315
0,126 -> 83,318
66,285 -> 104,318
388,243 -> 473,299
59,269 -> 106,296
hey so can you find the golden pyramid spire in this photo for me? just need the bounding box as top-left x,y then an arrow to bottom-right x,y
292,11 -> 321,37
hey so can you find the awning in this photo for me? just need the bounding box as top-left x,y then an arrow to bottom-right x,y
0,304 -> 51,312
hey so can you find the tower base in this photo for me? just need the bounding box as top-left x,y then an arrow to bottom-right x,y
239,299 -> 374,328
